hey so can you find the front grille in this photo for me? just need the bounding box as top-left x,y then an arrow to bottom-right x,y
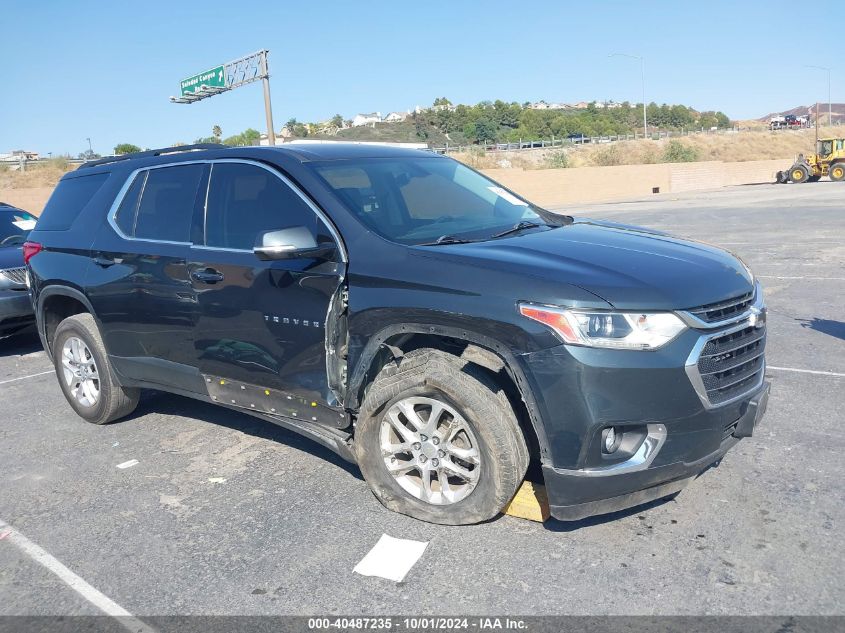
688,291 -> 754,324
0,267 -> 27,286
697,325 -> 766,406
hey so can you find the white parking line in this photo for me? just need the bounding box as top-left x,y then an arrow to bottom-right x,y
0,519 -> 156,632
758,275 -> 845,281
768,366 -> 845,377
0,370 -> 54,386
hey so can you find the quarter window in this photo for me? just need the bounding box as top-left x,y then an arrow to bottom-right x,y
204,162 -> 318,250
133,164 -> 204,242
113,172 -> 145,236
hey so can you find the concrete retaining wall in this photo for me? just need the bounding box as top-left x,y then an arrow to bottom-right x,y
1,159 -> 790,216
483,158 -> 789,208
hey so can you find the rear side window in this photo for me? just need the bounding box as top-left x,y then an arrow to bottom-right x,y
133,164 -> 204,242
204,162 -> 317,250
37,173 -> 109,231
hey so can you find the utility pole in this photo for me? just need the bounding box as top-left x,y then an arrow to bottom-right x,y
610,53 -> 648,138
805,65 -> 831,126
86,137 -> 93,154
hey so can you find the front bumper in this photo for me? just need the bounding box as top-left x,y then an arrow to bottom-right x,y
543,381 -> 769,520
0,290 -> 35,337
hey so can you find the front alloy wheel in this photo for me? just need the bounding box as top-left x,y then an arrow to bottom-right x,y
380,396 -> 481,505
355,348 -> 529,525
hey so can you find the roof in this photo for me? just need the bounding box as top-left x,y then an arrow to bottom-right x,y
71,142 -> 439,175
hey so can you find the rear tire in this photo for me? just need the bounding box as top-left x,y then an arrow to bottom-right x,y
52,313 -> 140,425
789,164 -> 809,183
355,348 -> 529,525
830,163 -> 845,182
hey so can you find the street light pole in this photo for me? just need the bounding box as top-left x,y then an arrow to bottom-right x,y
805,65 -> 831,126
86,137 -> 92,154
611,53 -> 648,138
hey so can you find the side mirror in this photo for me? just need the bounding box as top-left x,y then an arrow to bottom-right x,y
254,227 -> 336,261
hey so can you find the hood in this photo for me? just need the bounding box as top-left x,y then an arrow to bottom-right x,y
0,245 -> 24,271
418,220 -> 753,310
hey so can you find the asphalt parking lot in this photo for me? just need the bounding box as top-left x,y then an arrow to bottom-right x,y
0,182 -> 842,618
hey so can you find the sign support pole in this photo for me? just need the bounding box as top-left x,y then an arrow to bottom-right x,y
261,51 -> 276,146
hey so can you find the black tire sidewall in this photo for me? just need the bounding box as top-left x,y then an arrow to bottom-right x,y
53,318 -> 114,424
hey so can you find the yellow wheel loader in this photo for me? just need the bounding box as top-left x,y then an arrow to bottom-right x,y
776,137 -> 845,183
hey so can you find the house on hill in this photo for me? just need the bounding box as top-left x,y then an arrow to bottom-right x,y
384,111 -> 409,122
352,112 -> 382,127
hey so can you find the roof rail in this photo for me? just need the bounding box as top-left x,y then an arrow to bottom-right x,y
77,143 -> 227,170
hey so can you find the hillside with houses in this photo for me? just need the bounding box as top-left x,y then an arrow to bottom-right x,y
259,98 -> 732,146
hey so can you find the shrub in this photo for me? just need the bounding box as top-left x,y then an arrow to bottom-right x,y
544,151 -> 570,169
662,140 -> 699,163
592,145 -> 623,166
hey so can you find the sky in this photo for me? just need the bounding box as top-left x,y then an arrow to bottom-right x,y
3,0 -> 843,156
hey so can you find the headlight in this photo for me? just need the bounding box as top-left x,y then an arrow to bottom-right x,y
519,304 -> 687,350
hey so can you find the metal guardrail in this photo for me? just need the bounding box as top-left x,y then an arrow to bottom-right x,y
430,124 -> 842,155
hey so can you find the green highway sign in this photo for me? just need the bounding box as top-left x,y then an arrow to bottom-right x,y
180,65 -> 226,96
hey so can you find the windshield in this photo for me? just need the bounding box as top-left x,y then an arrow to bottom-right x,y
818,140 -> 833,156
0,207 -> 37,247
311,157 -> 550,245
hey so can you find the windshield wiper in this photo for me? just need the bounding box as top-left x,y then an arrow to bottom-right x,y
488,220 -> 545,240
418,234 -> 477,246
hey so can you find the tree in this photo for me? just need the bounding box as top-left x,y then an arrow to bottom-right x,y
433,97 -> 452,107
114,143 -> 141,155
241,128 -> 260,145
469,117 -> 499,144
330,114 -> 344,128
212,125 -> 222,141
78,149 -> 101,160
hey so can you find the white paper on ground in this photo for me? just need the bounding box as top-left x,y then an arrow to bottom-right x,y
116,459 -> 139,469
353,534 -> 429,582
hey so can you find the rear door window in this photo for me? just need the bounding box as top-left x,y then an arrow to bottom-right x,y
37,172 -> 110,231
134,164 -> 205,242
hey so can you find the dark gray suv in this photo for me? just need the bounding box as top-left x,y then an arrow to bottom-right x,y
26,143 -> 770,524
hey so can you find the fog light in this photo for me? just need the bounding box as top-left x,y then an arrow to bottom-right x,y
602,427 -> 619,454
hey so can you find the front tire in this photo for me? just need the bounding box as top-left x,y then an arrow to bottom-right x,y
355,349 -> 529,525
53,313 -> 140,425
830,163 -> 845,182
789,164 -> 809,183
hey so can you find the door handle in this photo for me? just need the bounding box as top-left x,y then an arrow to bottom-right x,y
191,268 -> 225,284
92,256 -> 116,268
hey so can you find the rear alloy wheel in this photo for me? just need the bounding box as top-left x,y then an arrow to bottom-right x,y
53,313 -> 140,425
61,336 -> 101,408
790,164 -> 809,183
830,163 -> 845,182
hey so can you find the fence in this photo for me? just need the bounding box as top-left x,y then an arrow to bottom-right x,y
431,123 -> 843,155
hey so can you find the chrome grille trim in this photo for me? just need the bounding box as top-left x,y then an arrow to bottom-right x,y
0,266 -> 27,286
677,282 -> 763,329
685,319 -> 767,409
